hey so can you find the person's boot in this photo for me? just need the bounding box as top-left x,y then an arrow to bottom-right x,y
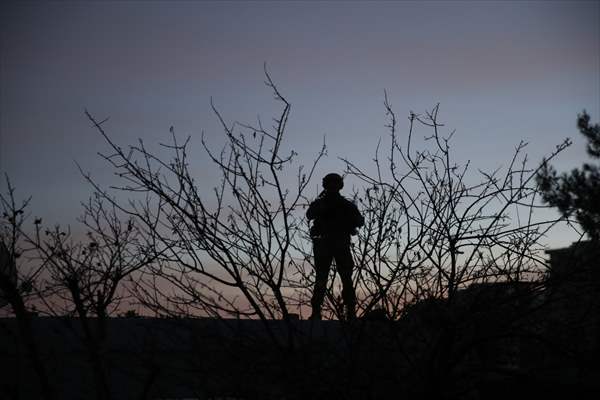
309,309 -> 322,320
342,290 -> 356,321
345,304 -> 356,321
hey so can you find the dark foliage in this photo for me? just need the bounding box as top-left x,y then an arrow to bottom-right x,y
537,111 -> 600,240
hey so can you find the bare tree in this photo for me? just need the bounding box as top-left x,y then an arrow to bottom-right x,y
0,179 -> 57,400
339,98 -> 570,317
32,195 -> 151,318
84,68 -> 325,344
19,194 -> 156,400
320,97 -> 574,397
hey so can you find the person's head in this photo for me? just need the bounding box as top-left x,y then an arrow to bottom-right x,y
322,173 -> 344,193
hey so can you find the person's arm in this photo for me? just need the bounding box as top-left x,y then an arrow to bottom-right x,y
306,199 -> 321,220
352,203 -> 364,228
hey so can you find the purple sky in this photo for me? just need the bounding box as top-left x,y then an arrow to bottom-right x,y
1,1 -> 599,246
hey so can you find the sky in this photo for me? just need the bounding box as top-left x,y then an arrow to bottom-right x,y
1,0 -> 599,247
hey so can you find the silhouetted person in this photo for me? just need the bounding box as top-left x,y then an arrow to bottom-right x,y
307,173 -> 364,320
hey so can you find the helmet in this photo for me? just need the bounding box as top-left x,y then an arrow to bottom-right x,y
322,173 -> 344,192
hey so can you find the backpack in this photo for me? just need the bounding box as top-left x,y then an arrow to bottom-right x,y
309,194 -> 363,239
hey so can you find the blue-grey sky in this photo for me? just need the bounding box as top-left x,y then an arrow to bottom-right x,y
1,1 -> 599,246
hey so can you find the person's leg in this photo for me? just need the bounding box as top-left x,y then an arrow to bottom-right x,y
334,240 -> 356,320
311,239 -> 333,320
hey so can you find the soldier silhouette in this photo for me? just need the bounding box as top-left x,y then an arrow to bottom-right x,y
307,173 -> 364,320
